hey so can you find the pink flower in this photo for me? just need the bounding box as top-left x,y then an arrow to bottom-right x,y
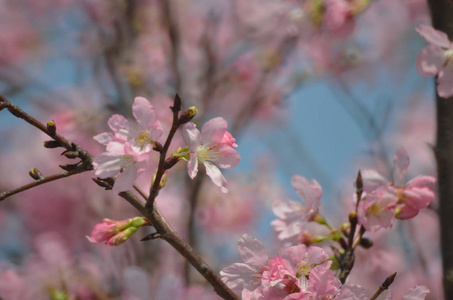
93,142 -> 150,193
182,117 -> 241,193
357,187 -> 398,232
361,148 -> 436,221
94,97 -> 162,152
416,24 -> 453,98
220,235 -> 269,294
271,175 -> 322,242
87,217 -> 147,246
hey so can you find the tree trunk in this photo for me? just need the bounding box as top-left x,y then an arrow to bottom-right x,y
428,0 -> 453,298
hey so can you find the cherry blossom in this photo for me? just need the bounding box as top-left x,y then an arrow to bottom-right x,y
87,217 -> 148,246
271,175 -> 322,242
94,97 -> 163,152
416,24 -> 453,98
357,187 -> 398,231
361,148 -> 436,221
93,141 -> 150,193
220,234 -> 269,295
182,117 -> 241,193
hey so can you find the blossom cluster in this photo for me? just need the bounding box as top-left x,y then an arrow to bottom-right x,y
221,235 -> 429,299
92,97 -> 240,194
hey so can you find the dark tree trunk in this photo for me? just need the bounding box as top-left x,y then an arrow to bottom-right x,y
427,0 -> 453,298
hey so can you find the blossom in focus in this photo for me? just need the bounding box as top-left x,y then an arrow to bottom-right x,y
182,117 -> 241,193
94,96 -> 163,152
416,24 -> 453,98
93,141 -> 150,193
87,217 -> 148,246
361,147 -> 436,221
271,175 -> 322,242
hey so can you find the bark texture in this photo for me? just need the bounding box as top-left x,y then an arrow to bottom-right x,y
427,0 -> 453,297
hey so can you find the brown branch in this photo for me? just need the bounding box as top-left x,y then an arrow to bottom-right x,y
120,191 -> 239,300
0,169 -> 87,201
146,94 -> 181,207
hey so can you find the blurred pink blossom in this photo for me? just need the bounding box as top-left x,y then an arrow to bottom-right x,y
416,24 -> 453,98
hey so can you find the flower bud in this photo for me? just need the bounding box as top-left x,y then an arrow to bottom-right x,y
359,237 -> 374,249
29,168 -> 43,180
178,106 -> 198,125
62,150 -> 79,159
44,140 -> 61,148
348,211 -> 358,224
87,217 -> 148,246
47,120 -> 56,135
164,155 -> 180,169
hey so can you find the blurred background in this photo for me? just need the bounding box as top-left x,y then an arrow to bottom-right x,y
0,0 -> 440,299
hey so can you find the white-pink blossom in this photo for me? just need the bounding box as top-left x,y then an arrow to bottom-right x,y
416,24 -> 453,98
220,235 -> 268,295
93,142 -> 150,193
271,175 -> 322,242
182,117 -> 240,193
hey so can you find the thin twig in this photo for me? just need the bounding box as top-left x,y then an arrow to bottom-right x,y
146,94 -> 181,207
0,169 -> 86,201
369,272 -> 397,300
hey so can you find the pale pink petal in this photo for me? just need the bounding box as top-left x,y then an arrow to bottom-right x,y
93,153 -> 123,177
272,199 -> 303,220
204,162 -> 228,193
291,175 -> 322,210
133,97 -> 156,129
416,46 -> 444,75
402,286 -> 430,300
416,24 -> 451,48
271,218 -> 306,241
336,284 -> 369,300
279,244 -> 307,264
106,141 -> 126,155
437,64 -> 453,98
93,132 -> 113,145
220,263 -> 260,291
201,117 -> 227,146
361,169 -> 388,192
408,176 -> 436,187
113,164 -> 138,193
182,122 -> 201,152
187,155 -> 198,179
213,144 -> 241,168
307,265 -> 341,299
108,114 -> 130,140
393,147 -> 410,186
149,120 -> 163,140
237,234 -> 268,267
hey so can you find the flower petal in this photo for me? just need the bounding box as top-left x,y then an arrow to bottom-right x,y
187,155 -> 199,179
213,144 -> 241,168
182,122 -> 201,152
201,117 -> 227,146
133,97 -> 156,129
393,147 -> 410,186
204,162 -> 228,193
108,114 -> 130,141
93,132 -> 113,146
112,164 -> 138,193
237,234 -> 268,267
437,64 -> 453,98
416,46 -> 445,76
416,24 -> 451,48
291,175 -> 322,210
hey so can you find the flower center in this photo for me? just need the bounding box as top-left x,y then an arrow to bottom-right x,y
197,144 -> 220,163
135,131 -> 152,149
445,49 -> 453,64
